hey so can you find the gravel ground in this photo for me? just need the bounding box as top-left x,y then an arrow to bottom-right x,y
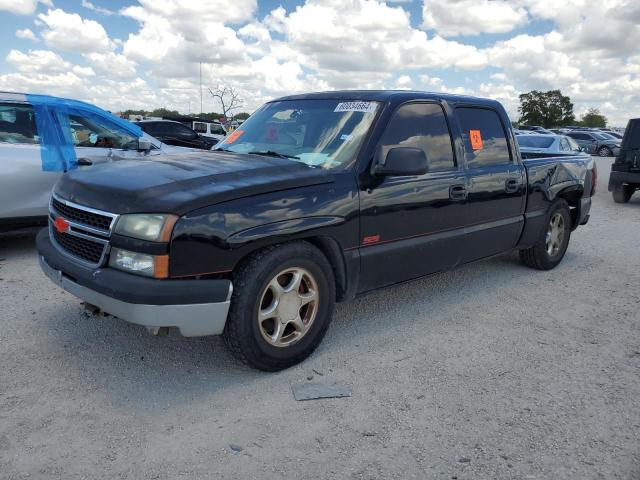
1,156 -> 639,480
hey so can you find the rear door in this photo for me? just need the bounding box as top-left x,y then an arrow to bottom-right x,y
0,102 -> 60,220
358,101 -> 467,291
455,106 -> 526,263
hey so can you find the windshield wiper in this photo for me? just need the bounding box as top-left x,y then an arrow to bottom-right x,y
247,150 -> 300,160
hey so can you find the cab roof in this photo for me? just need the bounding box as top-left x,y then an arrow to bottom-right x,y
272,90 -> 501,109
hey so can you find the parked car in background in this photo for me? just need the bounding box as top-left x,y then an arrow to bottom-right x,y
135,120 -> 217,150
602,131 -> 624,140
514,129 -> 538,136
608,118 -> 640,203
0,92 -> 189,233
595,130 -> 623,141
517,134 -> 585,156
518,125 -> 553,134
38,90 -> 595,371
192,121 -> 226,142
549,128 -> 571,135
566,130 -> 621,156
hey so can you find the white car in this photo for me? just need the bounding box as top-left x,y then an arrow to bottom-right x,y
192,120 -> 227,142
0,91 -> 191,232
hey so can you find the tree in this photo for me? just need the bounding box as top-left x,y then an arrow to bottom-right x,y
579,108 -> 607,128
148,108 -> 180,118
208,86 -> 244,124
517,90 -> 575,128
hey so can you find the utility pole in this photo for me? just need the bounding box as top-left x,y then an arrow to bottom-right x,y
199,62 -> 203,115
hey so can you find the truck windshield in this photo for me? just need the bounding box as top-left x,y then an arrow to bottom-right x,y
216,99 -> 380,169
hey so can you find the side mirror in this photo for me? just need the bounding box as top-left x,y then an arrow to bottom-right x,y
374,147 -> 428,177
137,138 -> 152,151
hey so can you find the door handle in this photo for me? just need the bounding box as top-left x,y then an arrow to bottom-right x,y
77,158 -> 93,166
449,184 -> 467,201
505,178 -> 520,193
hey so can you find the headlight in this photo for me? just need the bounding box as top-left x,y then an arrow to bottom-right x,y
114,214 -> 177,242
108,248 -> 169,278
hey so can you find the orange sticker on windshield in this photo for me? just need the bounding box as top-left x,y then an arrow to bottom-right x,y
469,129 -> 483,150
225,129 -> 244,144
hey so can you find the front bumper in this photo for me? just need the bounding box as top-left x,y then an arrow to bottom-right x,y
37,229 -> 232,337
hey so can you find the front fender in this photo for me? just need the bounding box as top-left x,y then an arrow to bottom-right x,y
227,216 -> 345,246
168,173 -> 360,278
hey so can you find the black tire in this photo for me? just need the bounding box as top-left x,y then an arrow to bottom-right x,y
612,184 -> 634,203
519,199 -> 571,270
597,146 -> 612,157
223,241 -> 336,371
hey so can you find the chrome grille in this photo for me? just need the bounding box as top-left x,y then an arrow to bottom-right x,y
49,195 -> 118,268
51,197 -> 114,232
52,228 -> 105,264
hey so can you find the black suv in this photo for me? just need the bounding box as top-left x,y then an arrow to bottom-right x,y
135,120 -> 217,150
609,118 -> 639,203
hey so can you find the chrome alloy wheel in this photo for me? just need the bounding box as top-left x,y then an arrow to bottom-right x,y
545,212 -> 565,257
257,267 -> 319,348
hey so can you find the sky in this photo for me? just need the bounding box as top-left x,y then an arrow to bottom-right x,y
0,0 -> 638,126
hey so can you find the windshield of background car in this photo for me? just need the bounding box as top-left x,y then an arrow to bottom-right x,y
517,136 -> 555,148
217,99 -> 380,169
598,132 -> 617,140
593,132 -> 611,140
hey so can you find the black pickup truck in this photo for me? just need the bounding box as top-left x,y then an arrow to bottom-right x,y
609,118 -> 639,203
37,91 -> 595,371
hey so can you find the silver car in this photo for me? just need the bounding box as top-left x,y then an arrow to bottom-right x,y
0,92 -> 189,232
516,134 -> 585,155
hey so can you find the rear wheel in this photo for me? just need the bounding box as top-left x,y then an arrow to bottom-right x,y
519,200 -> 571,270
597,146 -> 612,157
223,242 -> 335,371
612,184 -> 635,203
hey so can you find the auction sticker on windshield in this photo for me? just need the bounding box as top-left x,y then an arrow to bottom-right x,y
334,102 -> 378,113
224,129 -> 244,144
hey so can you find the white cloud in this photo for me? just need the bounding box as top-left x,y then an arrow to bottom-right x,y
0,0 -> 51,15
81,0 -> 115,16
259,0 -> 488,74
1,0 -> 638,127
422,0 -> 528,36
38,8 -> 113,53
6,49 -> 71,74
16,28 -> 37,41
84,52 -> 136,78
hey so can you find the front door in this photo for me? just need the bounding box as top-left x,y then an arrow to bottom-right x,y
64,109 -> 141,167
358,102 -> 467,292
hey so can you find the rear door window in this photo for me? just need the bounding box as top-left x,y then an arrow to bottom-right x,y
211,124 -> 226,135
378,102 -> 455,172
0,103 -> 39,144
456,107 -> 511,168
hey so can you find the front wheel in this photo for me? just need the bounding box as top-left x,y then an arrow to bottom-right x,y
597,146 -> 612,157
223,242 -> 336,371
519,200 -> 572,270
612,184 -> 635,203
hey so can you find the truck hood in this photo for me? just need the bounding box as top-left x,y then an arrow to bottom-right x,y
54,152 -> 335,215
